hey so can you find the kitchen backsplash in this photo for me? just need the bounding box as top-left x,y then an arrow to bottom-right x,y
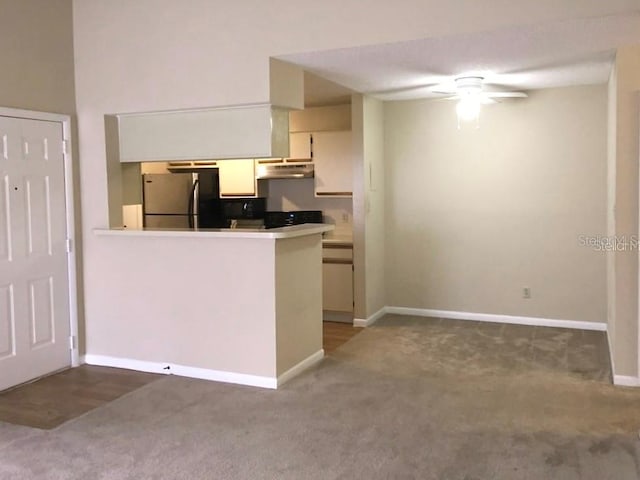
264,178 -> 353,236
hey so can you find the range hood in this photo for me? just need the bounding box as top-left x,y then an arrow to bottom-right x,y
256,163 -> 314,179
166,160 -> 218,172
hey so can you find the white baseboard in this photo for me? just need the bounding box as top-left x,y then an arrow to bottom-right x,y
385,306 -> 607,332
614,375 -> 640,387
277,349 -> 324,387
83,354 -> 278,389
354,306 -> 387,327
171,364 -> 277,389
83,354 -> 168,374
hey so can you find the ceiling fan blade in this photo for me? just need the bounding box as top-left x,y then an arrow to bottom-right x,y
484,91 -> 528,98
368,83 -> 441,96
428,96 -> 460,104
431,89 -> 457,96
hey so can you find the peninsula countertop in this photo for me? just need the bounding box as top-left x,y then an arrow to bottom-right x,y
88,221 -> 329,389
94,223 -> 334,239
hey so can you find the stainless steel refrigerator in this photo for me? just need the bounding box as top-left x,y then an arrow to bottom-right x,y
142,172 -> 222,229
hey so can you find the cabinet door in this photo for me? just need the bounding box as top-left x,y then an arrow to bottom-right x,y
322,262 -> 354,312
313,131 -> 352,196
116,105 -> 283,162
288,132 -> 312,160
218,159 -> 256,197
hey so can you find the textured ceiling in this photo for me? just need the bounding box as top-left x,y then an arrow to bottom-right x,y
283,13 -> 640,102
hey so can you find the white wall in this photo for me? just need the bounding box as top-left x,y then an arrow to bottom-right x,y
384,85 -> 607,323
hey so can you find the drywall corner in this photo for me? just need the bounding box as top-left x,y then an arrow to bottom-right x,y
270,58 -> 304,110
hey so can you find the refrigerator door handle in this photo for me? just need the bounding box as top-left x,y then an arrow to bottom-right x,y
188,177 -> 199,229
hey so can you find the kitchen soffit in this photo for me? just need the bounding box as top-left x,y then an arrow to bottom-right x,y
283,13 -> 640,102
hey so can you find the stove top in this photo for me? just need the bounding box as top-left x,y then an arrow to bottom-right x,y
264,210 -> 323,229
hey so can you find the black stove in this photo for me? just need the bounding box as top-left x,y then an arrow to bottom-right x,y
264,210 -> 323,229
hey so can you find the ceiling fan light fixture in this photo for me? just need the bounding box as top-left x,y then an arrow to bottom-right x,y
454,76 -> 484,94
456,95 -> 481,123
454,76 -> 483,126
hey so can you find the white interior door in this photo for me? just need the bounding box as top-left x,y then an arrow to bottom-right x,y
0,116 -> 71,391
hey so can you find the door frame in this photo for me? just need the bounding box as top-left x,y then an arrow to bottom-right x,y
0,106 -> 80,368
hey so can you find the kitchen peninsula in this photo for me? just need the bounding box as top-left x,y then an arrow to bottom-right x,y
89,223 -> 333,389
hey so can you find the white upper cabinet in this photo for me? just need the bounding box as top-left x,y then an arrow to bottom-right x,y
116,104 -> 289,162
288,132 -> 312,160
218,159 -> 256,197
313,131 -> 353,197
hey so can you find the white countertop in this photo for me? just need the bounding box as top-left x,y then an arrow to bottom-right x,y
94,223 -> 334,239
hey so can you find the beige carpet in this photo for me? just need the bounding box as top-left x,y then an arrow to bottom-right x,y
1,315 -> 639,479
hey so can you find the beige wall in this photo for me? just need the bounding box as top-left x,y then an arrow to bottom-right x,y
2,1 -> 637,378
265,179 -> 353,235
362,97 -> 386,317
87,231 -> 324,382
0,0 -> 75,114
352,94 -> 386,320
89,234 -> 278,376
70,1 -> 637,358
71,0 -> 635,241
384,85 -> 607,323
606,65 -> 617,363
0,0 -> 83,348
352,95 -> 366,319
275,235 -> 323,375
609,46 -> 640,377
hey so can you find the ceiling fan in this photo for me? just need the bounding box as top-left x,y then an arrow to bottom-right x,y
372,75 -> 527,101
432,76 -> 527,102
369,75 -> 528,127
435,76 -> 528,122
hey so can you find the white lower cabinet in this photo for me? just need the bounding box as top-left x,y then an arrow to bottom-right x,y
322,244 -> 354,322
322,263 -> 354,312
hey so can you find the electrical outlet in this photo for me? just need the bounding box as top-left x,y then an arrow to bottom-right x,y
342,213 -> 349,223
523,287 -> 531,299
